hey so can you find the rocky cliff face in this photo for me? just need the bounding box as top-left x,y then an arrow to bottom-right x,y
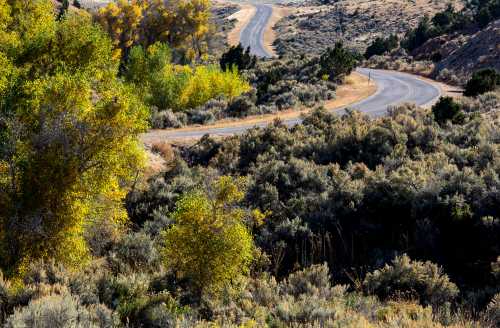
434,19 -> 500,80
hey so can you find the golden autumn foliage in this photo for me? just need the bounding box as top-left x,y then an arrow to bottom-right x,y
163,176 -> 254,296
126,42 -> 251,111
95,0 -> 211,62
0,0 -> 148,276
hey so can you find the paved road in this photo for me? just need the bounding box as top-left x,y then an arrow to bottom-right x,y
239,4 -> 274,58
141,69 -> 442,141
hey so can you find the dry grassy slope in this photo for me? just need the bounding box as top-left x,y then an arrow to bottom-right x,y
274,0 -> 463,55
433,19 -> 500,80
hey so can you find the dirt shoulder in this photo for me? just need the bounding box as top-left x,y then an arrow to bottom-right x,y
263,5 -> 295,56
142,72 -> 377,144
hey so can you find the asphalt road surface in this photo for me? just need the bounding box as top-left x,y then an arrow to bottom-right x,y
239,4 -> 274,58
142,68 -> 442,141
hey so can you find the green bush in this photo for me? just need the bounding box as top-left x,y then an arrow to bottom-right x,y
109,232 -> 160,273
364,35 -> 398,59
363,255 -> 459,306
432,96 -> 464,124
464,68 -> 500,97
220,43 -> 256,71
318,42 -> 358,82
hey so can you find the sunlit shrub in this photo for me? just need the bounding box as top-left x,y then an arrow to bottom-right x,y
363,255 -> 459,306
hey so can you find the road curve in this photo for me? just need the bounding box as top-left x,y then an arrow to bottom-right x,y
141,69 -> 442,141
239,4 -> 273,58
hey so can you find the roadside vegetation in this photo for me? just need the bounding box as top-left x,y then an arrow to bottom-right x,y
150,42 -> 359,129
0,0 -> 499,327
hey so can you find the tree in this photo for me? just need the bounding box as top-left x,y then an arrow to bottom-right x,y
464,68 -> 500,97
0,2 -> 148,276
432,4 -> 456,30
318,42 -> 357,82
95,0 -> 212,62
220,43 -> 256,71
432,96 -> 464,124
477,6 -> 493,27
124,43 -> 250,111
162,176 -> 254,297
401,16 -> 435,51
364,34 -> 398,59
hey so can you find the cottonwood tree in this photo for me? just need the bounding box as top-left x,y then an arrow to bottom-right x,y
0,1 -> 148,276
163,176 -> 254,297
95,0 -> 211,62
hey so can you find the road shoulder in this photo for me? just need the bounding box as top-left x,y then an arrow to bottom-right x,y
142,72 -> 377,144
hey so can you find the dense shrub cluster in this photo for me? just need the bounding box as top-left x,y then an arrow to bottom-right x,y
131,103 -> 500,309
1,259 -> 493,327
364,34 -> 399,59
464,68 -> 500,97
273,0 -> 454,57
3,104 -> 500,326
219,43 -> 256,72
150,51 -> 347,128
363,255 -> 459,306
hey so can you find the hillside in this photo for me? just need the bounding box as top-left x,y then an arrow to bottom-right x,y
432,19 -> 500,81
1,1 -> 500,327
274,0 -> 462,55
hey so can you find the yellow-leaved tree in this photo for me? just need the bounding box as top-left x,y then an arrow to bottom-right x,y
0,1 -> 148,276
125,42 -> 251,111
95,0 -> 211,62
163,176 -> 254,297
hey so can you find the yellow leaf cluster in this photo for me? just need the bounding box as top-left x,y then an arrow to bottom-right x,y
95,0 -> 211,61
0,1 -> 148,276
163,176 -> 254,296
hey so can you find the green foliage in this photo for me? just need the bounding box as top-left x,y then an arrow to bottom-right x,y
219,43 -> 256,71
125,43 -> 250,112
363,255 -> 459,306
401,16 -> 437,52
475,0 -> 500,28
0,1 -> 148,275
432,96 -> 464,124
464,68 -> 500,97
364,35 -> 398,59
162,176 -> 254,297
318,42 -> 358,82
139,104 -> 500,291
125,42 -> 172,87
403,0 -> 500,53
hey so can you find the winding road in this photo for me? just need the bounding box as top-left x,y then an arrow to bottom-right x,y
141,4 -> 443,142
239,4 -> 274,58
